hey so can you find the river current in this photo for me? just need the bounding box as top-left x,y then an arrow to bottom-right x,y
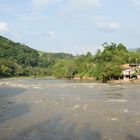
0,78 -> 140,140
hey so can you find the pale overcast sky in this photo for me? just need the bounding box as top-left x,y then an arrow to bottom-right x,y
0,0 -> 140,54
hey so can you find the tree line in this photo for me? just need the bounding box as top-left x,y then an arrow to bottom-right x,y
0,36 -> 140,82
0,36 -> 73,78
53,43 -> 140,82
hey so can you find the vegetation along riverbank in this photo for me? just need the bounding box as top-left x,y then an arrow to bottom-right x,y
1,35 -> 140,83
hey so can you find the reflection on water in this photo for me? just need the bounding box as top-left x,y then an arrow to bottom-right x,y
0,78 -> 140,140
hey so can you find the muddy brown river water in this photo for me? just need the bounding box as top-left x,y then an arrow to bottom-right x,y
0,78 -> 140,140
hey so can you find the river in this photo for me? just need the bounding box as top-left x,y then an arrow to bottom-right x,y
0,78 -> 140,140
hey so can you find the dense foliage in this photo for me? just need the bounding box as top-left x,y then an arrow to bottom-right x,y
53,43 -> 140,82
53,60 -> 77,79
0,36 -> 39,67
0,36 -> 73,78
38,51 -> 74,68
1,35 -> 140,82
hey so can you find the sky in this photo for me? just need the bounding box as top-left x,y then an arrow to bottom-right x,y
0,0 -> 140,54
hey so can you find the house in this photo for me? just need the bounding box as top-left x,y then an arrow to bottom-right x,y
121,64 -> 140,80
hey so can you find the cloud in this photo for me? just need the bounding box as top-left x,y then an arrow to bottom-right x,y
91,16 -> 120,31
108,22 -> 120,30
20,12 -> 48,21
58,0 -> 101,25
0,5 -> 15,13
32,0 -> 62,11
46,30 -> 56,39
0,22 -> 9,32
31,0 -> 100,11
21,0 -> 62,22
71,0 -> 100,9
131,0 -> 140,7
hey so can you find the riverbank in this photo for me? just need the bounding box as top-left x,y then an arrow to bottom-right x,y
73,76 -> 140,84
73,76 -> 96,80
1,76 -> 140,85
107,78 -> 140,84
0,76 -> 55,80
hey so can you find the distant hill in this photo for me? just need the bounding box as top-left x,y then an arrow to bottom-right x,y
0,35 -> 74,77
38,51 -> 74,67
38,50 -> 74,59
0,35 -> 74,68
128,48 -> 136,52
129,48 -> 140,54
0,35 -> 39,67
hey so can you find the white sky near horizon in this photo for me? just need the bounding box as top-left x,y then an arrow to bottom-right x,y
0,0 -> 140,54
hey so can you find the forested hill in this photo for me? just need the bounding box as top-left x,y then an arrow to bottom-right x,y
0,35 -> 39,67
0,35 -> 74,68
0,35 -> 74,78
1,35 -> 140,82
38,51 -> 74,67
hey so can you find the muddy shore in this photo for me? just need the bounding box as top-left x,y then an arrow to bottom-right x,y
107,78 -> 140,84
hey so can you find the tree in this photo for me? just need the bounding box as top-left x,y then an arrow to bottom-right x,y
0,59 -> 22,77
53,60 -> 77,79
94,63 -> 122,82
0,35 -> 39,67
117,43 -> 127,52
93,43 -> 129,82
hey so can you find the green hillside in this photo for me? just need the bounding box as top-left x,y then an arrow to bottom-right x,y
0,36 -> 39,67
1,35 -> 140,82
0,35 -> 74,78
38,51 -> 74,67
